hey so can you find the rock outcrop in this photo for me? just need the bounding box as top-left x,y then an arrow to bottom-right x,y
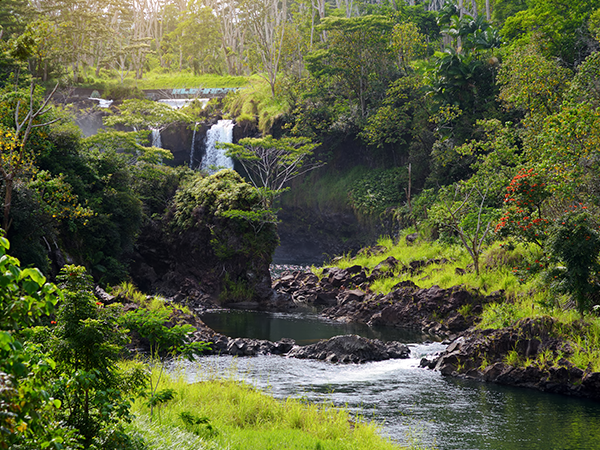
273,265 -> 501,336
130,171 -> 278,305
286,334 -> 410,363
422,317 -> 600,401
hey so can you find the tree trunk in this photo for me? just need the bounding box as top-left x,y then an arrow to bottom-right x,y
2,176 -> 13,231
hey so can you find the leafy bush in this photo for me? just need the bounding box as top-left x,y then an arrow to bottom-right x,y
0,234 -> 67,450
544,212 -> 600,316
348,167 -> 408,216
51,265 -> 139,447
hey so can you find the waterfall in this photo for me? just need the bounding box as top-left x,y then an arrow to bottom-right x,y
201,120 -> 235,174
190,122 -> 199,169
150,128 -> 162,148
89,97 -> 113,108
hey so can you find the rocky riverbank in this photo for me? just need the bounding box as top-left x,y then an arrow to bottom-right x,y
272,264 -> 502,337
119,244 -> 600,399
421,317 -> 600,401
269,262 -> 600,401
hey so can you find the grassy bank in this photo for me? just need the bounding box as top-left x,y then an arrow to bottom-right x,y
321,233 -> 600,372
127,370 -> 405,450
320,235 -> 528,297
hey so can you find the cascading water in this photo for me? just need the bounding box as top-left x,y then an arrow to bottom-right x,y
150,128 -> 162,148
201,119 -> 235,174
158,98 -> 209,109
89,97 -> 113,108
189,122 -> 199,169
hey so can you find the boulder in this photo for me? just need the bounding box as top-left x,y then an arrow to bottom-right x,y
286,334 -> 410,364
370,256 -> 399,280
337,289 -> 366,306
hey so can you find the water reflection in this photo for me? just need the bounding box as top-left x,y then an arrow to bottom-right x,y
201,310 -> 434,345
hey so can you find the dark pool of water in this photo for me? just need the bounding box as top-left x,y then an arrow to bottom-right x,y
201,309 -> 434,345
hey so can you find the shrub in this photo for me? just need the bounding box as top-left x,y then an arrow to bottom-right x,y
544,212 -> 600,316
348,167 -> 409,216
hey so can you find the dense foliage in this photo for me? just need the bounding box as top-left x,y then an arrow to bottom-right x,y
4,0 -> 600,447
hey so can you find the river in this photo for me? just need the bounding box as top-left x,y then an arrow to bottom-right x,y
177,310 -> 600,450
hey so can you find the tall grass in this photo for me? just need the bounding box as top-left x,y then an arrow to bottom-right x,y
130,370 -> 405,450
222,77 -> 289,134
124,415 -> 221,450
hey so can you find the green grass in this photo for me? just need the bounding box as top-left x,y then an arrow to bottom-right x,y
135,72 -> 249,90
130,371 -> 406,450
70,68 -> 250,91
222,77 -> 290,134
323,233 -> 600,371
326,235 -> 535,297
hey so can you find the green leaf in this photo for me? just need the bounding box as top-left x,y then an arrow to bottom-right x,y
0,331 -> 14,351
23,280 -> 40,295
21,267 -> 46,285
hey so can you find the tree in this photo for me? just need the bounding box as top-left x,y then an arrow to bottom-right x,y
206,0 -> 247,75
495,168 -> 552,249
169,0 -> 221,74
545,212 -> 600,317
0,81 -> 59,231
430,179 -> 498,275
220,135 -> 322,208
497,41 -> 571,117
10,19 -> 61,82
500,0 -> 600,66
390,21 -> 426,74
103,98 -> 191,145
243,0 -> 287,96
51,265 -> 138,447
306,15 -> 396,118
101,0 -> 136,83
360,74 -> 429,166
83,130 -> 173,165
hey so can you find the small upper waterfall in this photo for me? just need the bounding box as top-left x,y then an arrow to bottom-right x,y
201,120 -> 235,174
150,128 -> 162,148
158,98 -> 209,109
89,97 -> 113,108
190,122 -> 199,169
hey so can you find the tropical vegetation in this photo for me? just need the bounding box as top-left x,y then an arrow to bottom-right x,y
3,0 -> 600,448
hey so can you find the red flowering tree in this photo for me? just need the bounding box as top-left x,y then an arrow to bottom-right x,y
495,168 -> 552,248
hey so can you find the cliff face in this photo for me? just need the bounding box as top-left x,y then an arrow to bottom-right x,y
274,206 -> 378,265
130,170 -> 278,306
